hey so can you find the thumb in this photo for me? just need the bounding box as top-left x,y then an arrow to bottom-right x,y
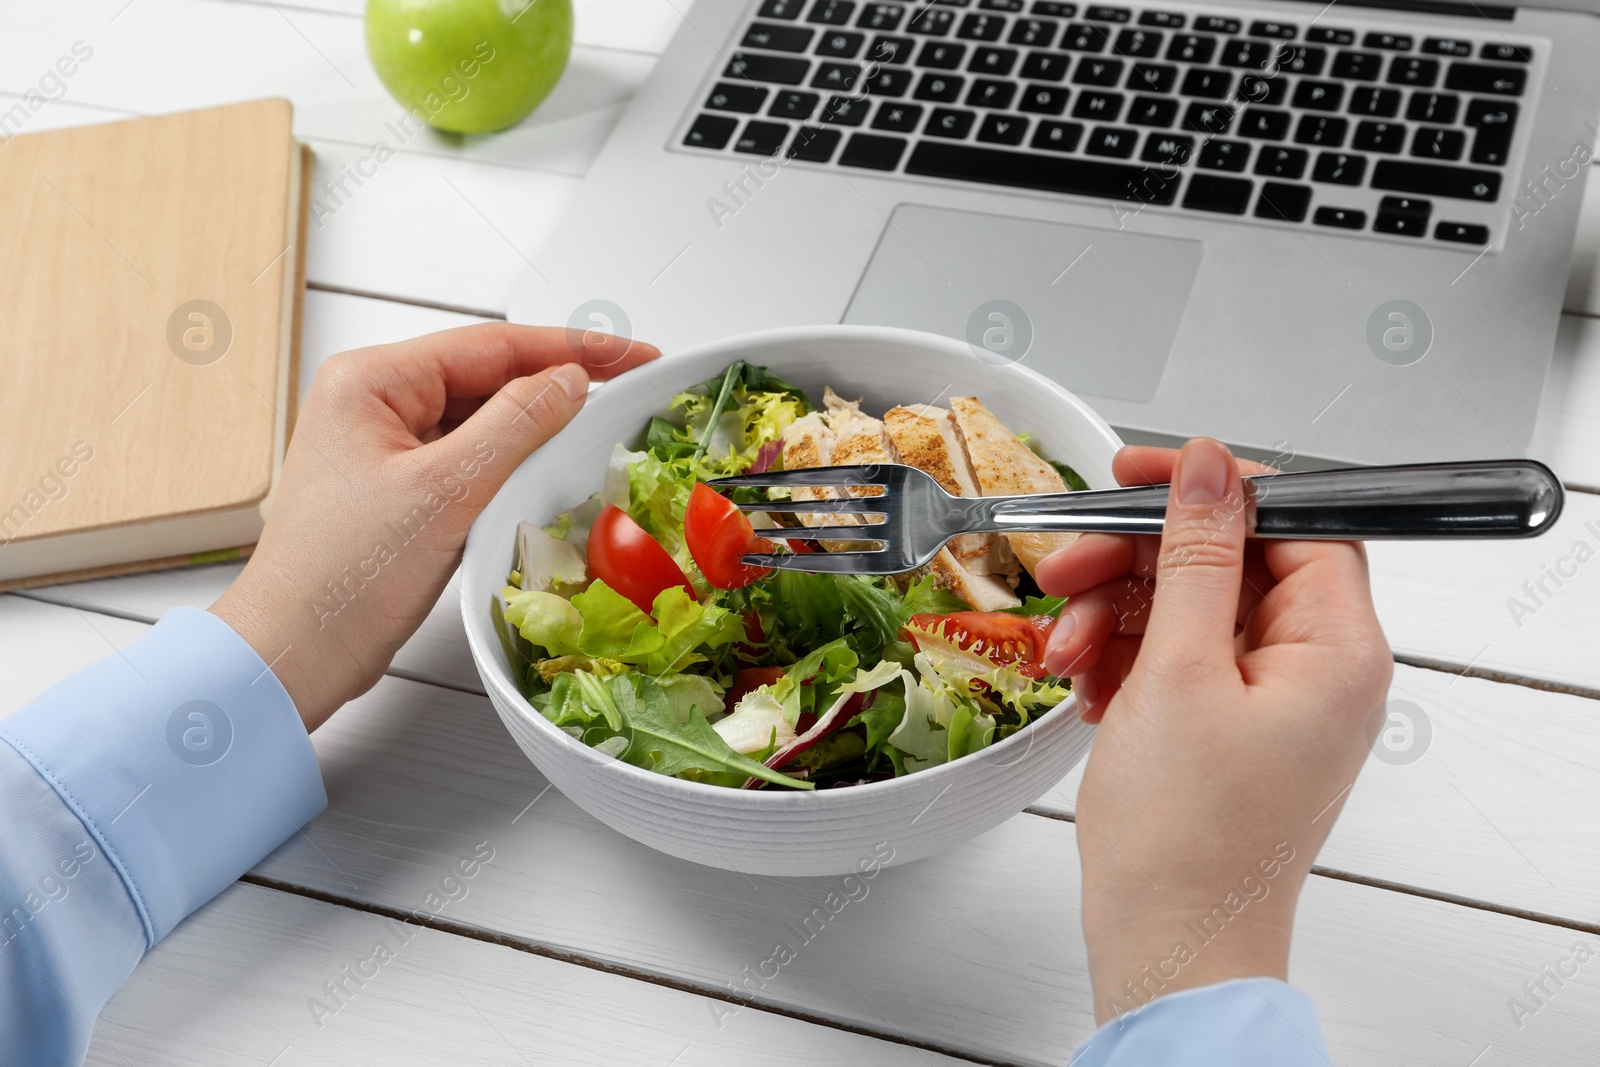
1139,437 -> 1249,674
429,362 -> 590,502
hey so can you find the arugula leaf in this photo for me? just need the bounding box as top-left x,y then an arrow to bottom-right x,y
832,575 -> 904,659
617,674 -> 812,789
763,569 -> 845,656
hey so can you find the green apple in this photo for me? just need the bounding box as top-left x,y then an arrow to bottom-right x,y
365,0 -> 574,134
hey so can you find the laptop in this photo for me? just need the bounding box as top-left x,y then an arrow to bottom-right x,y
508,0 -> 1600,465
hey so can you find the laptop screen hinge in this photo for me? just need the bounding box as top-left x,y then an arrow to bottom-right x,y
1289,0 -> 1515,18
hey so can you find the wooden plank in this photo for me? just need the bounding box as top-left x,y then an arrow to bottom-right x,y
4,593 -> 1598,1065
1033,661 -> 1600,926
88,881 -> 977,1066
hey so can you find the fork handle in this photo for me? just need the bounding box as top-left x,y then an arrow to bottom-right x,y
981,460 -> 1563,539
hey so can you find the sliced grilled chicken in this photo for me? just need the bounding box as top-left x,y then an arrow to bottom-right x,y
949,396 -> 1079,578
883,404 -> 1019,585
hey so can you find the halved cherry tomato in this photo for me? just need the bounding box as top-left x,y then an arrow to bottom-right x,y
724,666 -> 786,713
684,483 -> 776,589
588,504 -> 696,614
904,611 -> 1056,679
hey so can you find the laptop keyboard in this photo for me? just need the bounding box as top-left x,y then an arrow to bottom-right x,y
676,0 -> 1539,247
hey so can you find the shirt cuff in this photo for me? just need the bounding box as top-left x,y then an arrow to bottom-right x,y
0,607 -> 326,946
1070,978 -> 1331,1066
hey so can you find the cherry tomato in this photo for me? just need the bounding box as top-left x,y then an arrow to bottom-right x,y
588,504 -> 696,614
724,666 -> 787,713
684,483 -> 775,589
904,611 -> 1056,679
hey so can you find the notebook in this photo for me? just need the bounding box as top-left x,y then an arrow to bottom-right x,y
0,99 -> 310,591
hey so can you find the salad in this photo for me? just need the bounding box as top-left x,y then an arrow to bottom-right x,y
497,361 -> 1085,791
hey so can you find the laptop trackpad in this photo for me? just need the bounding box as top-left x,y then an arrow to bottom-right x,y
842,204 -> 1202,403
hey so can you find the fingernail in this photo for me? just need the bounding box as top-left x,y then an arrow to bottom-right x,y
1176,437 -> 1229,506
1043,613 -> 1077,676
1075,673 -> 1098,716
549,363 -> 589,403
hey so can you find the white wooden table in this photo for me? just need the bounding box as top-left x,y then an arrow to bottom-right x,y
5,2 -> 1600,1064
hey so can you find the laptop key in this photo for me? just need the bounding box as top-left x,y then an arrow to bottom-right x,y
968,78 -> 1018,107
1387,56 -> 1438,87
786,125 -> 843,161
1019,84 -> 1072,113
1237,75 -> 1286,105
1183,173 -> 1253,214
1348,87 -> 1401,117
1407,91 -> 1459,123
1249,20 -> 1296,40
905,140 -> 1180,201
1196,138 -> 1250,171
1180,68 -> 1232,99
1330,51 -> 1381,80
1060,23 -> 1111,51
926,106 -> 978,137
1009,17 -> 1060,45
769,90 -> 821,119
1086,5 -> 1131,21
1411,126 -> 1464,161
1314,205 -> 1366,228
1291,80 -> 1343,111
1114,29 -> 1164,58
1465,98 -> 1518,130
1085,125 -> 1138,157
812,62 -> 863,90
969,46 -> 1019,74
1445,63 -> 1525,96
820,94 -> 870,124
726,52 -> 811,84
1436,221 -> 1489,243
914,72 -> 966,100
1255,181 -> 1311,221
1306,27 -> 1354,46
864,66 -> 912,94
1129,63 -> 1178,93
1193,16 -> 1240,34
1372,160 -> 1500,200
957,13 -> 1006,39
839,132 -> 908,168
1255,146 -> 1308,178
706,83 -> 769,113
1277,45 -> 1325,75
977,112 -> 1030,143
1220,39 -> 1273,69
683,113 -> 739,149
1020,51 -> 1071,80
1031,119 -> 1085,151
917,41 -> 967,68
1294,114 -> 1347,146
1183,102 -> 1233,133
1166,33 -> 1217,64
743,22 -> 815,51
1140,9 -> 1184,27
1142,131 -> 1193,163
872,101 -> 924,130
817,30 -> 867,57
1239,107 -> 1290,139
1073,58 -> 1125,85
857,2 -> 906,29
734,120 -> 791,154
808,0 -> 856,25
1363,32 -> 1412,51
1470,125 -> 1513,167
759,0 -> 805,19
1372,194 -> 1430,236
1480,43 -> 1532,63
1312,150 -> 1366,184
1031,0 -> 1077,14
906,6 -> 957,34
1422,37 -> 1471,57
1351,120 -> 1403,153
1074,90 -> 1124,120
1127,96 -> 1178,126
869,34 -> 915,62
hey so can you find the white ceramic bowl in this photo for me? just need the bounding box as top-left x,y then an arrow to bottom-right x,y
461,325 -> 1122,876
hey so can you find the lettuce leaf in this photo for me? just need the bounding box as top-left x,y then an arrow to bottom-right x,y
502,587 -> 583,658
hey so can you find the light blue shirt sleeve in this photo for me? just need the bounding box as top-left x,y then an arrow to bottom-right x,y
0,606 -> 326,1066
1070,977 -> 1332,1066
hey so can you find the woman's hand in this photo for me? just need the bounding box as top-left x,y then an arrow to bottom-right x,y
210,324 -> 656,732
1033,438 -> 1393,1023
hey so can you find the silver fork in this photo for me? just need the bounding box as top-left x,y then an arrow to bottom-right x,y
708,460 -> 1564,575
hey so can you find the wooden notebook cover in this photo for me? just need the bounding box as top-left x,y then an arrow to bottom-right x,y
0,99 -> 300,547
